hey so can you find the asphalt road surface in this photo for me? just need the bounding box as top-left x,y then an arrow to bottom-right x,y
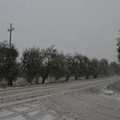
0,77 -> 120,120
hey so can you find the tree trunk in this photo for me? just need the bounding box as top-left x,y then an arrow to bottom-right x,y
94,75 -> 97,78
41,77 -> 45,84
8,79 -> 13,86
65,75 -> 70,81
36,77 -> 39,84
55,76 -> 59,80
86,75 -> 89,79
75,75 -> 78,80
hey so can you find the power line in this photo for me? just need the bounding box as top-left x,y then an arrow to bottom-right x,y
8,23 -> 14,46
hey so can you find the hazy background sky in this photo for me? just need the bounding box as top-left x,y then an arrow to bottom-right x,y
0,0 -> 120,61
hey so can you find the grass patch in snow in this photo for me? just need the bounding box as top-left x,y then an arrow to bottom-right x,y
107,80 -> 120,92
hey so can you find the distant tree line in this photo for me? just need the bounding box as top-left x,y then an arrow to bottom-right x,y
0,41 -> 120,86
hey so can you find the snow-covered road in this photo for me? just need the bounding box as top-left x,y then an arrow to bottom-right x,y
0,77 -> 119,120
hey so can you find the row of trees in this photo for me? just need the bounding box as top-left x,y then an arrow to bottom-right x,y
0,41 -> 120,86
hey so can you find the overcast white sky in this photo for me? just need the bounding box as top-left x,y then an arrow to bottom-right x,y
0,0 -> 120,61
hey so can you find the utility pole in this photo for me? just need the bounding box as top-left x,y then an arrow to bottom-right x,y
8,23 -> 14,46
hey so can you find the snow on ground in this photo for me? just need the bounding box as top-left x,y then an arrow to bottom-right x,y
0,77 -> 120,120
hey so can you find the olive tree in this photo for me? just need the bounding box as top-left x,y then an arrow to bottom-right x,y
117,37 -> 120,63
50,52 -> 65,80
22,47 -> 42,84
0,41 -> 18,86
109,62 -> 120,76
91,58 -> 99,78
72,53 -> 84,80
40,45 -> 57,84
82,56 -> 91,79
99,59 -> 109,77
64,54 -> 74,81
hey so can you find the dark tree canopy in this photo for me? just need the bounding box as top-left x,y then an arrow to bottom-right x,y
0,41 -> 18,86
117,37 -> 120,63
22,47 -> 42,83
